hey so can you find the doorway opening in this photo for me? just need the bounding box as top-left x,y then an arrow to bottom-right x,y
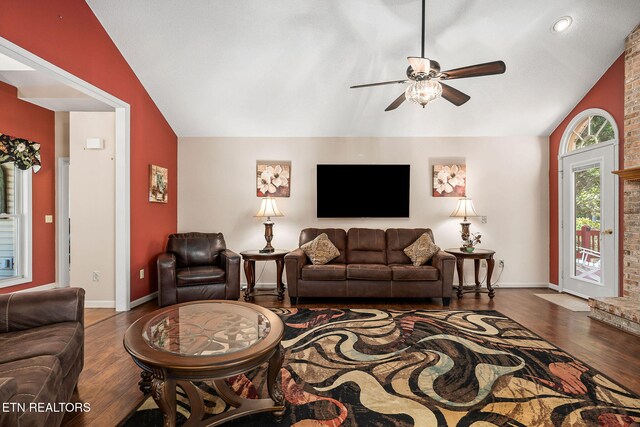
0,37 -> 132,311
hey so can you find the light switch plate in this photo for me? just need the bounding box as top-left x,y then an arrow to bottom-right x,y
139,269 -> 145,279
481,216 -> 487,224
45,215 -> 53,223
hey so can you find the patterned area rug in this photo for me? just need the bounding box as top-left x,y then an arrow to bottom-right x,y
122,309 -> 640,426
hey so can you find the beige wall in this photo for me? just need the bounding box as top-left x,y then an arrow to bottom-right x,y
55,112 -> 70,158
178,137 -> 549,287
54,112 -> 69,287
69,112 -> 115,305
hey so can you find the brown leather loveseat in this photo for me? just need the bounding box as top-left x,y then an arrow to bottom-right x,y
157,232 -> 241,307
285,228 -> 455,305
0,287 -> 85,427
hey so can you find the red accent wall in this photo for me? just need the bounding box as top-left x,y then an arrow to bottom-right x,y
0,82 -> 55,292
549,54 -> 625,290
0,1 -> 178,300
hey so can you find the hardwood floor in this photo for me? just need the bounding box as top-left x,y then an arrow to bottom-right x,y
62,288 -> 640,426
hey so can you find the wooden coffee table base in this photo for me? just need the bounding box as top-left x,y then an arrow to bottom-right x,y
145,344 -> 285,427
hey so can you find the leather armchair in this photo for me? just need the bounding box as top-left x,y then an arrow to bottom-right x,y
157,232 -> 240,307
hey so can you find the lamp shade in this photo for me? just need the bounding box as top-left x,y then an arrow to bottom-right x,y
450,197 -> 479,219
255,197 -> 284,218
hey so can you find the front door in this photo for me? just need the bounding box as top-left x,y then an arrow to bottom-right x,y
561,143 -> 616,298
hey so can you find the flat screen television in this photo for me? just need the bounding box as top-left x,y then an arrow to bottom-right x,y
317,164 -> 410,218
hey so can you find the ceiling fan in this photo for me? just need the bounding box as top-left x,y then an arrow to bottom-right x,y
350,0 -> 506,111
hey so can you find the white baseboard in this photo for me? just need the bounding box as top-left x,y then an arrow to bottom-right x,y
548,283 -> 560,291
242,282 -> 279,290
131,291 -> 158,308
492,283 -> 549,288
85,300 -> 116,308
14,283 -> 58,293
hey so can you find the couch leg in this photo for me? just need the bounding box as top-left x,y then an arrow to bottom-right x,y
442,297 -> 451,307
290,297 -> 297,305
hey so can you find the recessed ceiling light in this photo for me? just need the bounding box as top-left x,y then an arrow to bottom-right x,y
552,16 -> 573,33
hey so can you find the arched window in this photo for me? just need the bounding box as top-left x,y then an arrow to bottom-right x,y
565,112 -> 616,152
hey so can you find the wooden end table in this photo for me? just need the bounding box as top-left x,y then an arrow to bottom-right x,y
124,300 -> 285,427
241,249 -> 289,302
444,248 -> 496,299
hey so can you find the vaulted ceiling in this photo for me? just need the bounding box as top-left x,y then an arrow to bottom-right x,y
86,0 -> 640,137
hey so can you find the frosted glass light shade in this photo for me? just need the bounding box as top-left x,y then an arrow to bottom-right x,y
405,80 -> 442,107
450,198 -> 479,220
255,197 -> 284,218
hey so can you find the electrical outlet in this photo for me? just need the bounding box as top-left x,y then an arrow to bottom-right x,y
92,271 -> 100,282
481,260 -> 487,267
499,260 -> 505,269
481,216 -> 487,224
139,269 -> 145,279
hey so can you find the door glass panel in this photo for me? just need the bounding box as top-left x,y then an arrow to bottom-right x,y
574,164 -> 601,282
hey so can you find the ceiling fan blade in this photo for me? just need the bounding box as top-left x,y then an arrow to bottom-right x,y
440,83 -> 470,106
407,57 -> 430,74
440,61 -> 506,80
350,79 -> 408,89
385,92 -> 406,111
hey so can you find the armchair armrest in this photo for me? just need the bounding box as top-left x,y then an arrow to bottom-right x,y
0,377 -> 16,402
285,248 -> 308,297
430,251 -> 456,298
0,377 -> 18,425
0,287 -> 84,332
220,249 -> 241,300
157,252 -> 177,307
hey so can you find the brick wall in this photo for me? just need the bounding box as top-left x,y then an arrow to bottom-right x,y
624,25 -> 640,300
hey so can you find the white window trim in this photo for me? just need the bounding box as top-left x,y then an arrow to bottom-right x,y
0,168 -> 32,288
558,108 -> 619,159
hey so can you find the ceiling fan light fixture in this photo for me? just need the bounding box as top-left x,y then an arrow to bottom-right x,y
552,16 -> 573,33
405,80 -> 442,107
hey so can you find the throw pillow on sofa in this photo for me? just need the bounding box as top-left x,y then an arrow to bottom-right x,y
404,232 -> 440,266
301,233 -> 340,265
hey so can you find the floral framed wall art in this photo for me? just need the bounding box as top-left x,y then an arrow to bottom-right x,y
256,161 -> 290,197
433,164 -> 466,197
149,164 -> 168,203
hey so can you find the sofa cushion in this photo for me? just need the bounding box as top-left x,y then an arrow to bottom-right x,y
390,264 -> 439,281
0,322 -> 82,378
301,264 -> 347,281
0,355 -> 63,426
404,232 -> 441,266
347,264 -> 392,281
301,233 -> 341,265
347,228 -> 387,264
167,232 -> 226,267
176,266 -> 226,286
386,228 -> 432,265
300,228 -> 347,264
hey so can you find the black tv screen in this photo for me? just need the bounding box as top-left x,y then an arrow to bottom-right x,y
317,164 -> 410,218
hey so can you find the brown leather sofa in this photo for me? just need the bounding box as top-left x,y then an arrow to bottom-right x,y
157,232 -> 241,307
285,228 -> 455,305
0,287 -> 85,427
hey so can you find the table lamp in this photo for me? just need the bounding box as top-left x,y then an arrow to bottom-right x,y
450,197 -> 479,248
255,197 -> 284,253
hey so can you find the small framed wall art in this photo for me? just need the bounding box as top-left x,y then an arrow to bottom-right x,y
433,164 -> 466,197
256,161 -> 291,197
149,164 -> 168,203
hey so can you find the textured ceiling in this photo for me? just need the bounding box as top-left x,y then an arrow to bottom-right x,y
86,0 -> 639,137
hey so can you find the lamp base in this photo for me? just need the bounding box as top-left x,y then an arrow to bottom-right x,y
261,220 -> 275,253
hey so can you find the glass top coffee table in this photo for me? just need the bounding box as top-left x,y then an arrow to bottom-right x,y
124,300 -> 285,427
